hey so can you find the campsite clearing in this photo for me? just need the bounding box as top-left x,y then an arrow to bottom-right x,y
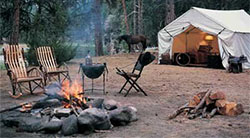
0,53 -> 250,137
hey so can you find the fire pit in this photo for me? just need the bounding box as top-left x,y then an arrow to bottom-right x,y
0,81 -> 138,136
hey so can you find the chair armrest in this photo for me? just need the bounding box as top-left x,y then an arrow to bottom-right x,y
27,67 -> 44,78
7,69 -> 17,80
58,62 -> 69,71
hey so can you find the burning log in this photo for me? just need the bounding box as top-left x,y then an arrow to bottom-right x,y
70,105 -> 79,117
168,90 -> 244,120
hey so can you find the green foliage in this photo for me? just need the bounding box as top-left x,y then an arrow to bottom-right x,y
0,63 -> 6,70
26,41 -> 77,66
1,0 -> 249,56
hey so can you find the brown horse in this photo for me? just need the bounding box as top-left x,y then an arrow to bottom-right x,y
117,35 -> 147,53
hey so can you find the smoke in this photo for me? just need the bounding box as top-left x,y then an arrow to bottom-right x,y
66,1 -> 96,58
67,1 -> 94,43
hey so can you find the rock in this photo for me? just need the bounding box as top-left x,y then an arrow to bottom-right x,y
40,107 -> 52,116
18,116 -> 43,132
44,82 -> 65,101
53,108 -> 72,118
91,98 -> 104,109
77,114 -> 95,134
78,108 -> 112,134
103,99 -> 118,110
51,116 -> 61,122
109,106 -> 137,126
1,111 -> 25,127
127,106 -> 138,122
32,99 -> 62,109
61,115 -> 78,136
1,110 -> 43,132
40,119 -> 62,133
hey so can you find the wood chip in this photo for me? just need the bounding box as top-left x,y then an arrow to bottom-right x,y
209,91 -> 226,100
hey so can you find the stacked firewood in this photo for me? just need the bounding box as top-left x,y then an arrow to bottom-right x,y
168,90 -> 244,120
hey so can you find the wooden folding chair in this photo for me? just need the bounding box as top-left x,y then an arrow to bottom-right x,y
116,52 -> 155,97
3,45 -> 45,98
36,46 -> 71,85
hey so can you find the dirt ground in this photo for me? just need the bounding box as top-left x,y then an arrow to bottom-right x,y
0,53 -> 250,138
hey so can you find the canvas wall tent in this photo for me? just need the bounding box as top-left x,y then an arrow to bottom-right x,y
158,7 -> 250,69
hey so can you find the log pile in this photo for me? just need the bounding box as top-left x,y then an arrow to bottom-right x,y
168,90 -> 244,120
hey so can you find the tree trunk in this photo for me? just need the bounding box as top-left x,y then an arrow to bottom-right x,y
138,0 -> 143,34
11,0 -> 20,44
165,0 -> 175,25
133,0 -> 137,35
121,0 -> 129,34
93,0 -> 103,56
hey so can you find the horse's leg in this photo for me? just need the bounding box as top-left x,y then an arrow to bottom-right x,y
142,40 -> 147,51
128,44 -> 131,53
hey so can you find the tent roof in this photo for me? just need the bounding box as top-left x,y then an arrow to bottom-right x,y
192,7 -> 250,33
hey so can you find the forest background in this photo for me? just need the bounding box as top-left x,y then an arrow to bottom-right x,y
0,0 -> 249,65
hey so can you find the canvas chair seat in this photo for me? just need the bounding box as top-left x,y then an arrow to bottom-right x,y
36,46 -> 71,85
116,72 -> 139,78
3,45 -> 45,98
116,52 -> 155,97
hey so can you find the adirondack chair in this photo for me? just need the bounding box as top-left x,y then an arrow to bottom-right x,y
116,52 -> 155,97
36,46 -> 71,85
3,45 -> 45,98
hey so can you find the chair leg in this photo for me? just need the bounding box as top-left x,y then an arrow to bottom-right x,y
124,79 -> 138,97
127,78 -> 147,96
29,82 -> 33,94
11,83 -> 16,95
92,79 -> 94,93
44,75 -> 47,86
119,80 -> 129,93
58,74 -> 61,83
133,82 -> 147,96
103,73 -> 105,94
18,83 -> 23,94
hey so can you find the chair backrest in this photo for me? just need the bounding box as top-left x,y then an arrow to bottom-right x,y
132,52 -> 155,75
36,46 -> 58,72
3,45 -> 27,78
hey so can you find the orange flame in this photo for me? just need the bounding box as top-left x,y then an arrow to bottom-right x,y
61,80 -> 84,108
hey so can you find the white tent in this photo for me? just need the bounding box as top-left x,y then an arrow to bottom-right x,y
158,7 -> 250,69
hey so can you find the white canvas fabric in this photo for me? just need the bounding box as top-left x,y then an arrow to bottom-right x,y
158,7 -> 250,69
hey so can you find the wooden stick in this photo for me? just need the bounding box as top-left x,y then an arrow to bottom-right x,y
70,104 -> 79,117
202,106 -> 207,118
168,103 -> 194,120
192,90 -> 211,113
188,109 -> 202,119
0,99 -> 39,113
207,108 -> 217,119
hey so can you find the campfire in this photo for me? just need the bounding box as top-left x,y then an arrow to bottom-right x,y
60,80 -> 90,116
168,90 -> 244,120
1,80 -> 138,136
